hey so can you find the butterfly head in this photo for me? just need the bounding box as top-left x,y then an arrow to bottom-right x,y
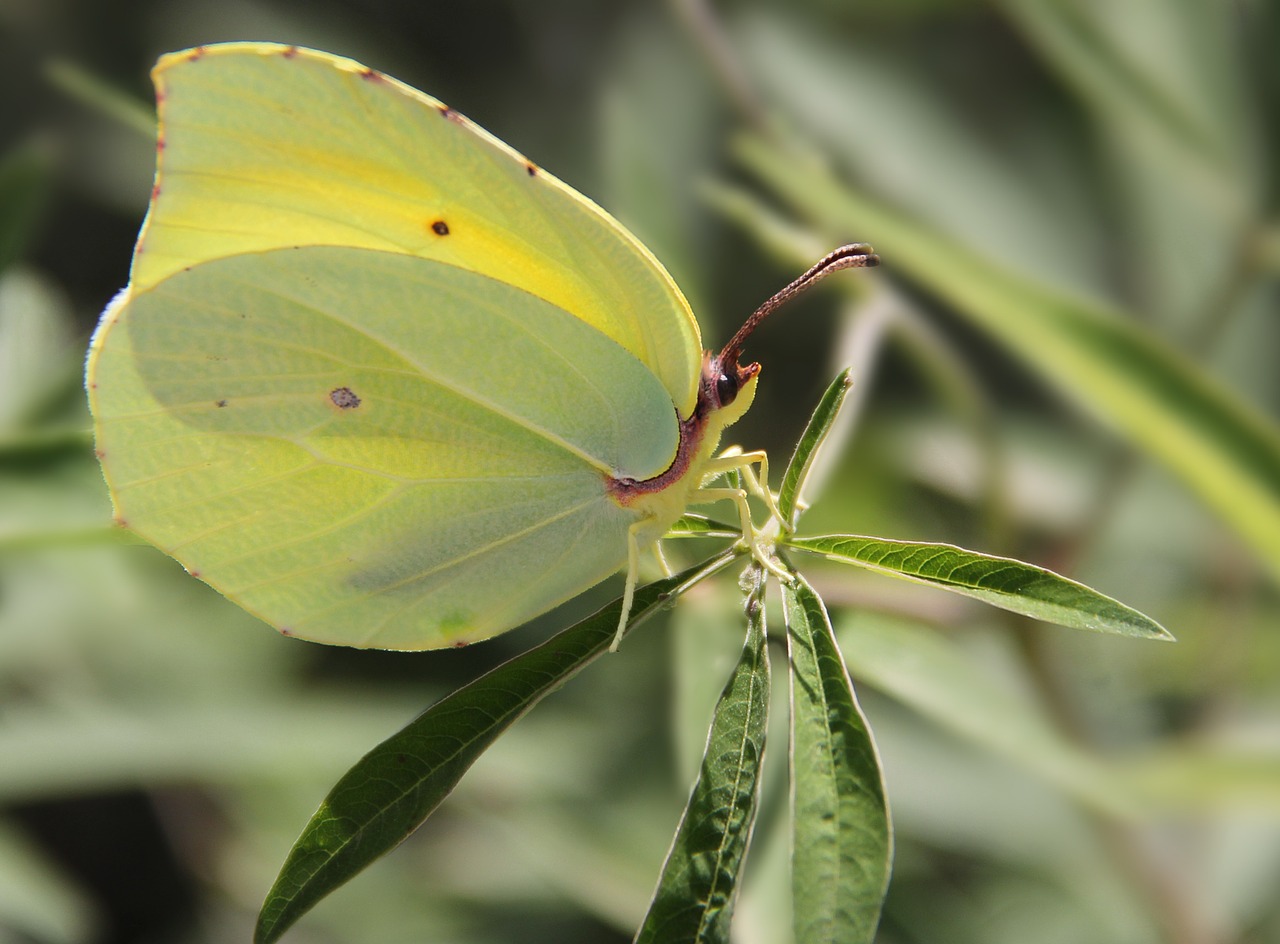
700,243 -> 878,422
700,348 -> 760,418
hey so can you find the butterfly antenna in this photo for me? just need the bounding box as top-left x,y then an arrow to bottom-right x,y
719,244 -> 879,368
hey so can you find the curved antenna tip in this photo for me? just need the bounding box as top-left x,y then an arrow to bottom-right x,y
719,244 -> 879,365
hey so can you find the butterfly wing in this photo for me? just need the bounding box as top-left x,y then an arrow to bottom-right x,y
90,246 -> 678,649
133,42 -> 702,419
87,43 -> 717,649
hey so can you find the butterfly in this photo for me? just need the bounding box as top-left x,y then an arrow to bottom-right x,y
86,43 -> 876,651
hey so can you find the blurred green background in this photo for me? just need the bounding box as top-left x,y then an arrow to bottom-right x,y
3,1 -> 1279,942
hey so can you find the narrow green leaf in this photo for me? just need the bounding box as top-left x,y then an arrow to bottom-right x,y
738,135 -> 1280,583
783,573 -> 891,944
254,551 -> 737,944
635,565 -> 770,944
785,534 -> 1171,640
778,368 -> 855,529
667,514 -> 742,539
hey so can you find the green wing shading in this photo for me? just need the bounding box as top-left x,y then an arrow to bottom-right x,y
88,247 -> 676,649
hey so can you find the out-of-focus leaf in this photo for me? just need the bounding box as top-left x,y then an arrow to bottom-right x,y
999,0 -> 1256,329
45,59 -> 156,139
736,12 -> 1104,294
739,136 -> 1280,582
999,0 -> 1250,194
0,270 -> 75,432
635,565 -> 769,944
0,147 -> 52,273
1121,749 -> 1280,811
0,696 -> 422,804
881,413 -> 1101,534
255,553 -> 737,944
0,823 -> 96,944
601,8 -> 722,316
783,572 -> 890,944
834,613 -> 1128,814
0,456 -> 116,557
787,534 -> 1170,640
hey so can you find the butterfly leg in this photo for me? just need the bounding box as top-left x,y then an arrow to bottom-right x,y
610,524 -> 644,652
693,484 -> 791,583
652,540 -> 674,578
612,448 -> 788,652
699,448 -> 790,532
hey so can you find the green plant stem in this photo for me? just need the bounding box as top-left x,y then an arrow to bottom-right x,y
1098,816 -> 1221,944
668,0 -> 765,128
1186,225 -> 1267,355
44,59 -> 157,138
0,427 -> 94,460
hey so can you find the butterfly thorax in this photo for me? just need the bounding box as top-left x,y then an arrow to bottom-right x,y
605,351 -> 759,546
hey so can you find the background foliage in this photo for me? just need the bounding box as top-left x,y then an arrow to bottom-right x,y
2,1 -> 1278,943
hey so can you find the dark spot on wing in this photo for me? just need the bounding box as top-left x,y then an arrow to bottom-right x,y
282,46 -> 299,58
330,386 -> 361,409
360,67 -> 385,83
430,219 -> 450,236
525,161 -> 538,177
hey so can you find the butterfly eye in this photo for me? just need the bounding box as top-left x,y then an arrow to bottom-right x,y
715,370 -> 739,407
